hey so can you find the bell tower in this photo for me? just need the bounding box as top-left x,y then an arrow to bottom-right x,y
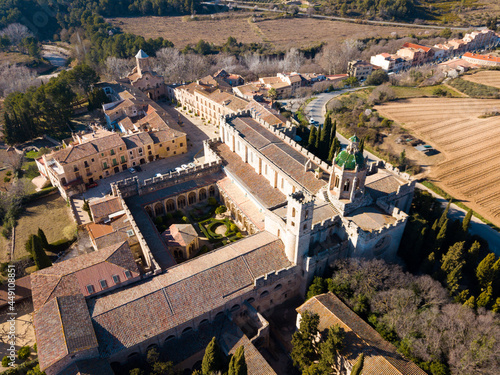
328,136 -> 368,214
135,49 -> 150,77
284,191 -> 314,266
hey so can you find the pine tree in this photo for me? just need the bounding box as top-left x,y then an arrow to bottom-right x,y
462,209 -> 473,233
308,126 -> 317,151
32,235 -> 52,270
467,240 -> 481,266
435,219 -> 448,254
202,337 -> 224,375
37,228 -> 49,250
438,201 -> 451,228
291,311 -> 320,371
476,284 -> 493,308
306,277 -> 327,300
318,325 -> 345,374
228,346 -> 247,375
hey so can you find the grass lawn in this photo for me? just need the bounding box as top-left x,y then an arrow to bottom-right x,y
391,85 -> 462,99
13,194 -> 73,259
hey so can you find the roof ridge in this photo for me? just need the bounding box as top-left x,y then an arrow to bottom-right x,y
55,297 -> 71,357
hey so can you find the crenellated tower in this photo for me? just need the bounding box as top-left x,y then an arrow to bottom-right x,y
284,191 -> 314,266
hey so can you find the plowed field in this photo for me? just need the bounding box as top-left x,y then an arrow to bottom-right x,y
375,98 -> 500,227
462,70 -> 500,89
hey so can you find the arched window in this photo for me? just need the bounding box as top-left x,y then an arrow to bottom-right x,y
199,188 -> 207,201
343,180 -> 350,192
154,202 -> 164,216
246,297 -> 255,304
292,207 -> 296,218
260,291 -> 269,298
334,175 -> 340,188
145,206 -> 153,217
199,319 -> 209,326
230,304 -> 240,312
177,195 -> 186,209
182,327 -> 193,334
274,284 -> 282,291
209,186 -> 215,197
188,192 -> 196,205
166,199 -> 175,212
165,335 -> 175,343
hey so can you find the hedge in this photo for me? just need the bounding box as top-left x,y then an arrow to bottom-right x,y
21,187 -> 57,205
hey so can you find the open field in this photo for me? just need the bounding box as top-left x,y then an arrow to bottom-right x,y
108,14 -> 432,50
462,70 -> 500,90
13,193 -> 73,260
376,97 -> 500,227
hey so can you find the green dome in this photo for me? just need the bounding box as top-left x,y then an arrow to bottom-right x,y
349,135 -> 360,143
334,150 -> 364,170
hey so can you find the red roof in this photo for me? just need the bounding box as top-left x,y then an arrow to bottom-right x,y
402,42 -> 432,53
463,52 -> 500,63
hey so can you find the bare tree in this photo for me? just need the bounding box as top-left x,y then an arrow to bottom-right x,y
0,23 -> 33,46
104,57 -> 135,80
0,63 -> 39,97
317,40 -> 363,75
282,48 -> 305,72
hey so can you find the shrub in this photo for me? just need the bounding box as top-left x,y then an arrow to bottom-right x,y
215,205 -> 227,215
230,224 -> 237,232
4,177 -> 10,183
208,197 -> 217,206
18,346 -> 31,361
182,216 -> 189,223
6,170 -> 12,176
2,356 -> 9,367
366,70 -> 389,86
165,213 -> 173,220
432,87 -> 448,97
154,216 -> 163,226
236,232 -> 243,238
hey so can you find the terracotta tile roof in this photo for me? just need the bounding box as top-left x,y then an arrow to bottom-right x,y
87,222 -> 114,240
402,42 -> 432,53
89,134 -> 126,153
463,52 -> 500,63
34,294 -> 98,371
118,117 -> 134,132
0,275 -> 31,309
229,116 -> 328,194
245,100 -> 288,127
123,131 -> 154,149
31,242 -> 140,310
214,142 -> 286,208
260,77 -> 282,85
297,293 -> 427,375
89,232 -> 292,357
51,143 -> 97,165
365,171 -> 406,200
164,223 -> 197,247
208,90 -> 249,112
94,230 -> 130,250
89,196 -> 123,222
149,128 -> 184,143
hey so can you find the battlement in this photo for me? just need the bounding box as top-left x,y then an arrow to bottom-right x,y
368,160 -> 413,182
290,191 -> 314,204
222,112 -> 332,173
311,215 -> 340,233
345,208 -> 408,241
254,266 -> 296,288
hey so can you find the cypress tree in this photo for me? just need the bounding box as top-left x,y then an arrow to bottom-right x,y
202,337 -> 224,375
37,228 -> 49,250
351,353 -> 364,375
330,120 -> 337,145
314,125 -> 322,154
308,126 -> 317,151
476,253 -> 497,288
435,219 -> 448,255
228,346 -> 247,375
327,137 -> 340,164
32,235 -> 52,270
321,116 -> 332,146
359,137 -> 365,154
462,209 -> 473,233
438,201 -> 451,228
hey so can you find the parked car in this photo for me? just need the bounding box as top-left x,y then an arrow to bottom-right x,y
85,182 -> 98,189
181,164 -> 189,170
155,173 -> 162,178
175,167 -> 184,173
128,167 -> 136,174
188,162 -> 196,168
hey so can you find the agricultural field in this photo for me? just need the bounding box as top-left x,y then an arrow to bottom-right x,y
108,14 -> 432,51
462,70 -> 500,90
375,97 -> 500,227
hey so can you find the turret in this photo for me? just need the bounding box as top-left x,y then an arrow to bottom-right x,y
284,191 -> 314,266
135,49 -> 150,77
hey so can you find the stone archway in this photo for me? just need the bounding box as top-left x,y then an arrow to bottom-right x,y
209,185 -> 215,197
145,206 -> 153,217
154,202 -> 164,216
165,199 -> 175,212
177,195 -> 186,209
199,188 -> 207,201
188,192 -> 196,205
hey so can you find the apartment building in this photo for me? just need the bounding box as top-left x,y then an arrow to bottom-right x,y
347,60 -> 375,80
396,42 -> 435,66
370,53 -> 410,73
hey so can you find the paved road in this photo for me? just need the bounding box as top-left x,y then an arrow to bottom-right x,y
204,1 -> 473,31
302,90 -> 500,254
304,88 -> 379,162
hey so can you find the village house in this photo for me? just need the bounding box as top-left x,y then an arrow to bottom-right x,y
370,53 -> 410,73
347,60 -> 375,80
396,42 -> 435,66
462,52 -> 500,67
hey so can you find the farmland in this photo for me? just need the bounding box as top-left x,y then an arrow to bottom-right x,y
108,14 -> 432,51
462,70 -> 500,90
375,97 -> 500,227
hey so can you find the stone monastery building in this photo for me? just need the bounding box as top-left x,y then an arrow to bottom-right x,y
32,70 -> 415,375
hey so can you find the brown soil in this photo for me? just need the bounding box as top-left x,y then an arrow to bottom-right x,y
375,97 -> 500,227
108,14 -> 432,50
462,70 -> 500,90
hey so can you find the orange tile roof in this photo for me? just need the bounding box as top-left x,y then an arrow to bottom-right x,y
402,42 -> 432,53
463,52 -> 500,63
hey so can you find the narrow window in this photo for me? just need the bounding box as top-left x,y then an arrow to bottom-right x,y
86,285 -> 95,294
112,275 -> 121,284
99,280 -> 108,289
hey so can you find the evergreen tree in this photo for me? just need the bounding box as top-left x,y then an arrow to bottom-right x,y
306,277 -> 327,300
322,115 -> 332,145
37,228 -> 49,250
464,295 -> 476,309
228,346 -> 247,375
441,242 -> 465,275
308,126 -> 317,151
202,337 -> 224,375
462,209 -> 473,233
291,311 -> 320,371
476,253 -> 497,288
327,137 -> 340,164
359,137 -> 365,154
351,353 -> 364,375
330,120 -> 337,145
476,284 -> 493,308
318,325 -> 345,373
467,241 -> 481,268
435,219 -> 448,254
32,235 -> 52,270
314,125 -> 322,154
438,201 -> 451,228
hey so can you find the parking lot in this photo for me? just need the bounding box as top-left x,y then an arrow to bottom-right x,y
82,104 -> 219,201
